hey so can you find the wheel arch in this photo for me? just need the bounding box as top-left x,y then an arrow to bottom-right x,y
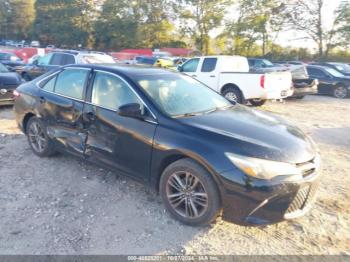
22,112 -> 36,134
152,151 -> 224,199
220,83 -> 242,96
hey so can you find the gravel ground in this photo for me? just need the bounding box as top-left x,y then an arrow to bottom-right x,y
0,95 -> 349,255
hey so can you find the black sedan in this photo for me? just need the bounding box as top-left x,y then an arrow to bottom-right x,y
311,62 -> 350,77
0,63 -> 23,105
307,65 -> 350,99
13,65 -> 321,226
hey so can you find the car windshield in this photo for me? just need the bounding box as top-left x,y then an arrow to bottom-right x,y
263,59 -> 274,67
333,63 -> 350,73
0,53 -> 10,60
136,73 -> 232,117
80,54 -> 115,64
0,63 -> 9,72
325,67 -> 345,77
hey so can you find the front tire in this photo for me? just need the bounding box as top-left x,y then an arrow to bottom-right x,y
160,159 -> 221,226
249,99 -> 267,106
26,117 -> 56,157
333,85 -> 348,99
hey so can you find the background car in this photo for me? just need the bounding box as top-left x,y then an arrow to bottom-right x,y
307,65 -> 350,98
0,51 -> 25,70
311,62 -> 350,76
18,50 -> 115,81
0,62 -> 23,105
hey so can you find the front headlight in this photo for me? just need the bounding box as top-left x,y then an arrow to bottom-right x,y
225,153 -> 302,180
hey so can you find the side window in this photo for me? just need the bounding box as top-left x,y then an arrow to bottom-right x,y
201,58 -> 217,72
55,69 -> 89,100
50,54 -> 63,65
42,76 -> 56,92
182,58 -> 200,72
91,72 -> 140,110
62,54 -> 75,65
37,53 -> 52,65
308,68 -> 325,78
248,59 -> 255,66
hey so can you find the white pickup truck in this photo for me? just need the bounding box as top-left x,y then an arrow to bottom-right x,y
178,55 -> 293,106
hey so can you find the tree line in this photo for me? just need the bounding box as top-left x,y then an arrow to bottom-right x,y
1,0 -> 350,61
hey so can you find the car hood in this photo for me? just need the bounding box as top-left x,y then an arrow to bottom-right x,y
178,105 -> 317,164
0,72 -> 22,85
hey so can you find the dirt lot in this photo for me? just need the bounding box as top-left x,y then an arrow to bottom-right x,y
0,95 -> 349,255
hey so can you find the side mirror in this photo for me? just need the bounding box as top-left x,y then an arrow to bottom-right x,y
177,65 -> 183,72
118,103 -> 143,119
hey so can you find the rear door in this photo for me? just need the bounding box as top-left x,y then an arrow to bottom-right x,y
83,70 -> 157,181
38,67 -> 91,156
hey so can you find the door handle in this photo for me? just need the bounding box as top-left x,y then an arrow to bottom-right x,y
39,96 -> 46,103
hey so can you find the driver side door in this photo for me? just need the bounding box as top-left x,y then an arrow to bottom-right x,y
83,70 -> 157,182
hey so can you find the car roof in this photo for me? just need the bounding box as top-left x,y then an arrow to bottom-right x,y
65,64 -> 174,78
307,65 -> 327,70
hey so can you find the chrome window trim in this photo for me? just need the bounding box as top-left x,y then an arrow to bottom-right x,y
92,69 -> 157,121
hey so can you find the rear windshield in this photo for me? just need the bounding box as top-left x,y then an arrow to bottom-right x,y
80,54 -> 115,64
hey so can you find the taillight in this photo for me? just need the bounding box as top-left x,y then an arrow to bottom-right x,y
13,90 -> 20,98
260,75 -> 265,89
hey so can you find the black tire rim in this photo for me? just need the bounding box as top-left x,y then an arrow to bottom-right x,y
28,121 -> 47,153
225,92 -> 238,102
166,171 -> 208,219
334,86 -> 347,99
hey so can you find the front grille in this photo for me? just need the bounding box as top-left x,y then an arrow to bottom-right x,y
286,184 -> 318,214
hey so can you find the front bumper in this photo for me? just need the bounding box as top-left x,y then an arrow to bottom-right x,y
218,160 -> 320,226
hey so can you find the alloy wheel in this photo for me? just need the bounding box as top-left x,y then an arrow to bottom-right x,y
28,121 -> 47,153
334,86 -> 347,99
225,92 -> 238,102
166,171 -> 208,219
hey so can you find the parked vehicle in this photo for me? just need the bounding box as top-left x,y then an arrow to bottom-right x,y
307,65 -> 350,99
179,56 -> 293,106
30,41 -> 41,47
14,64 -> 321,226
0,51 -> 25,69
311,62 -> 350,77
248,58 -> 277,70
289,66 -> 318,99
0,63 -> 23,105
17,50 -> 115,81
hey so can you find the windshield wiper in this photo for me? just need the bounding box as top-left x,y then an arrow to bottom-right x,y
174,105 -> 234,118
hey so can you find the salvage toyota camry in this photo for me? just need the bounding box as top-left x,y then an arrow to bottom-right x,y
13,64 -> 321,226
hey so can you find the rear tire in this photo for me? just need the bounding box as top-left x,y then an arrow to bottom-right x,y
26,117 -> 56,157
222,87 -> 243,104
249,99 -> 267,106
159,158 -> 221,226
333,85 -> 348,99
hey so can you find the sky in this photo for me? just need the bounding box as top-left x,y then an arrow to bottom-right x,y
276,0 -> 343,50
